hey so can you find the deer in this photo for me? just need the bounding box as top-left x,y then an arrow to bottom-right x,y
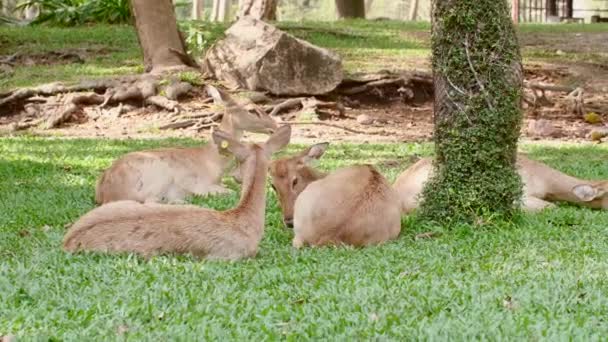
95,85 -> 278,205
268,143 -> 401,248
63,125 -> 292,260
393,154 -> 608,213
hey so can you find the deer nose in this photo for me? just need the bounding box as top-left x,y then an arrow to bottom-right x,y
283,217 -> 294,228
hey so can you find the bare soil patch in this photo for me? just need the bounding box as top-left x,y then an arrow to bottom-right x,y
2,30 -> 608,144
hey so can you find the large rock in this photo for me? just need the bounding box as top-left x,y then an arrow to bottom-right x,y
203,18 -> 343,96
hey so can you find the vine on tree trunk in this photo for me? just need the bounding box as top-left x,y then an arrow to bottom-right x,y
419,0 -> 524,225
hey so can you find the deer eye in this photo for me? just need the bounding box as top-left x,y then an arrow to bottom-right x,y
292,178 -> 298,188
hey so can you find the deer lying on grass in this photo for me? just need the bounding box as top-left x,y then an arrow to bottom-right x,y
394,155 -> 608,213
95,85 -> 278,204
269,143 -> 401,248
63,125 -> 292,260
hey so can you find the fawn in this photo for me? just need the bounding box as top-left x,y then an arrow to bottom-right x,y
64,125 -> 292,260
269,143 -> 401,248
95,85 -> 277,204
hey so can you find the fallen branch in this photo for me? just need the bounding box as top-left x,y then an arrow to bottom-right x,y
159,119 -> 197,130
281,121 -> 377,135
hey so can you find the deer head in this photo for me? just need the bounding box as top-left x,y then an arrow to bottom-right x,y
269,142 -> 329,227
206,85 -> 277,135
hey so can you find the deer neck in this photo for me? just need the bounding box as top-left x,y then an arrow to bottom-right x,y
233,147 -> 268,232
218,115 -> 243,141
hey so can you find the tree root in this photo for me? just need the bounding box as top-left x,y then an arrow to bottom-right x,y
266,97 -> 345,118
1,73 -> 199,129
523,82 -> 586,117
337,70 -> 433,102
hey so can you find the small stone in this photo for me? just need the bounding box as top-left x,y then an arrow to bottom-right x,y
356,114 -> 374,125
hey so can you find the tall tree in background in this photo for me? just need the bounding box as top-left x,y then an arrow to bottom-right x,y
131,0 -> 193,73
237,0 -> 278,20
192,0 -> 204,20
336,0 -> 365,19
210,0 -> 231,22
419,0 -> 523,224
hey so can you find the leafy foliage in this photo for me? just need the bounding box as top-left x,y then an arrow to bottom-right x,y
16,0 -> 131,26
419,0 -> 524,225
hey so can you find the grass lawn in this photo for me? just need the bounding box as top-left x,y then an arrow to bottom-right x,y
1,136 -> 608,339
2,20 -> 608,91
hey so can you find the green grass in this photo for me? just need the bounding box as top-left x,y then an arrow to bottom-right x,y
1,137 -> 608,339
2,20 -> 608,91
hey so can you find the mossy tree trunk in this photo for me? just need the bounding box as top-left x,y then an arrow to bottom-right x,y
419,0 -> 524,224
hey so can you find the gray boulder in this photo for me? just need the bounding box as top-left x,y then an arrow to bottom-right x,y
203,17 -> 343,96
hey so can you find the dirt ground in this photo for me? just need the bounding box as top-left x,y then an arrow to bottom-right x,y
1,31 -> 607,144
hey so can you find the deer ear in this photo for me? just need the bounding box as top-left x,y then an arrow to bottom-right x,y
264,125 -> 291,156
300,142 -> 329,164
572,184 -> 600,202
212,128 -> 249,161
206,85 -> 238,106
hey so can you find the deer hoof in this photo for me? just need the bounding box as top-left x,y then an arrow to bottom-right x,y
292,236 -> 304,249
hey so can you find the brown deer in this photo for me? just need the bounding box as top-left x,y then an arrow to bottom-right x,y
268,143 -> 401,248
63,125 -> 292,260
393,155 -> 608,213
95,85 -> 278,204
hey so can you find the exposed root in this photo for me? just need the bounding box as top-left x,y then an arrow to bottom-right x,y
145,95 -> 180,113
523,82 -> 586,117
268,97 -> 305,116
337,70 -> 433,102
568,87 -> 585,117
46,92 -> 104,128
1,73 -> 199,129
265,96 -> 346,119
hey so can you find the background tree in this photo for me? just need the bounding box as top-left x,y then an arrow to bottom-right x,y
131,0 -> 194,73
419,0 -> 524,224
191,0 -> 203,20
335,0 -> 365,19
210,0 -> 231,22
237,0 -> 278,20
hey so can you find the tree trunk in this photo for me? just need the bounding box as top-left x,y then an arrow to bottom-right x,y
335,0 -> 365,19
131,0 -> 192,74
237,0 -> 278,20
545,0 -> 557,16
565,0 -> 573,18
192,0 -> 203,20
408,0 -> 419,21
210,0 -> 231,22
419,0 -> 523,224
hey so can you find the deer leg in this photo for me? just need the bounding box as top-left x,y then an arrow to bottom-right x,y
292,236 -> 305,249
522,195 -> 556,212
